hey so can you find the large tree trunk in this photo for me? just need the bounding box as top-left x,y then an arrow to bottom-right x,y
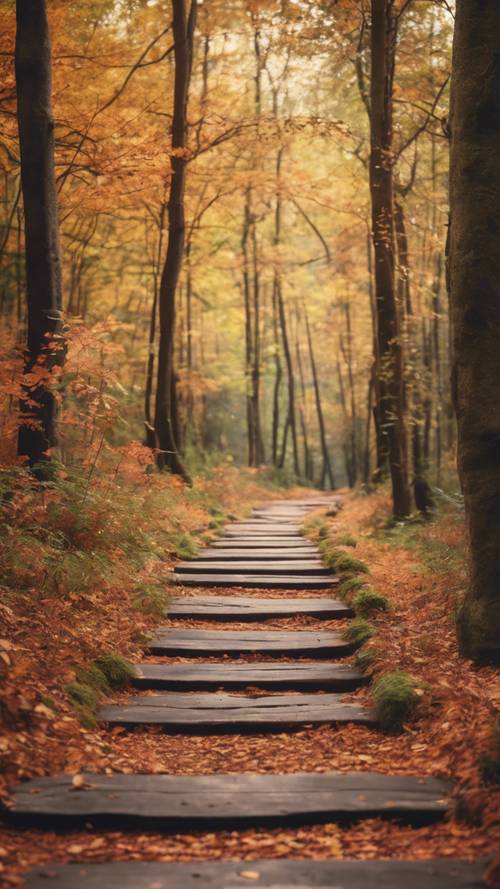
153,0 -> 195,481
449,1 -> 500,665
15,0 -> 64,470
369,0 -> 411,518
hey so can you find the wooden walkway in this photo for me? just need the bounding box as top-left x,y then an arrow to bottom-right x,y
4,496 -> 481,887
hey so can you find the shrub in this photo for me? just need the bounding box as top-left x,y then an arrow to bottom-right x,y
373,671 -> 423,733
342,618 -> 375,647
353,588 -> 390,616
93,653 -> 135,689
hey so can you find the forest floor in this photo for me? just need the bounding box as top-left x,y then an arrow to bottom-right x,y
0,478 -> 499,886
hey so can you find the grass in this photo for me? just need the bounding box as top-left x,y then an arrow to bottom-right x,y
353,587 -> 390,616
334,533 -> 357,548
342,618 -> 375,647
66,654 -> 135,727
94,653 -> 136,688
373,671 -> 424,733
333,552 -> 370,574
337,575 -> 366,600
133,582 -> 169,617
354,646 -> 377,672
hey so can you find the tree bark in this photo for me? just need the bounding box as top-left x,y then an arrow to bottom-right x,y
449,0 -> 500,664
369,0 -> 411,518
153,0 -> 195,481
15,0 -> 64,470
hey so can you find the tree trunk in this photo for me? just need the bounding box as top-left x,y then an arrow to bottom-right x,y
15,0 -> 64,470
305,308 -> 335,490
369,0 -> 411,518
449,0 -> 500,664
153,0 -> 195,482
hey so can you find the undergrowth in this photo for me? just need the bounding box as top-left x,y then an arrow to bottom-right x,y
373,671 -> 426,733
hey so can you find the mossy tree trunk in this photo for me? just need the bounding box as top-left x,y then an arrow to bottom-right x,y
449,1 -> 500,664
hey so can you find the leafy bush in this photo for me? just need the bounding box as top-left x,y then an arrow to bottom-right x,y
353,587 -> 390,615
373,671 -> 423,733
342,618 -> 375,647
93,653 -> 135,689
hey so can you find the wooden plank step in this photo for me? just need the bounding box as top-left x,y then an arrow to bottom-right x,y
224,528 -> 302,536
99,691 -> 375,730
6,772 -> 451,830
212,539 -> 313,549
23,859 -> 485,889
147,628 -> 352,657
174,561 -> 329,576
173,574 -> 336,589
167,595 -> 351,620
133,662 -> 365,690
196,548 -> 318,560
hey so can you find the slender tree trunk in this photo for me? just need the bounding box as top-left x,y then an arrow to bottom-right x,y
15,0 -> 65,470
395,197 -> 434,515
369,0 -> 411,518
271,276 -> 282,466
305,308 -> 335,489
449,0 -> 500,664
367,229 -> 387,481
153,0 -> 195,481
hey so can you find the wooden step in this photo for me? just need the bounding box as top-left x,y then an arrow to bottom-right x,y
196,548 -> 318,560
99,691 -> 375,730
212,539 -> 313,549
133,662 -> 365,691
6,772 -> 451,830
167,595 -> 351,620
174,561 -> 329,576
147,628 -> 352,657
225,528 -> 302,537
173,573 -> 337,589
23,859 -> 485,889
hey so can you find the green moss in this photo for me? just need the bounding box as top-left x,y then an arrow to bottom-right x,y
93,653 -> 135,689
354,647 -> 377,672
39,694 -> 58,711
373,671 -> 422,733
353,588 -> 390,616
342,618 -> 375,647
334,553 -> 370,575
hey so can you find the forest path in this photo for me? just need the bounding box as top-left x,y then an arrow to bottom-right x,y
8,497 -> 484,888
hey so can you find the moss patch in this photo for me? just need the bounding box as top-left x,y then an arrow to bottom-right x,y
373,671 -> 424,733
